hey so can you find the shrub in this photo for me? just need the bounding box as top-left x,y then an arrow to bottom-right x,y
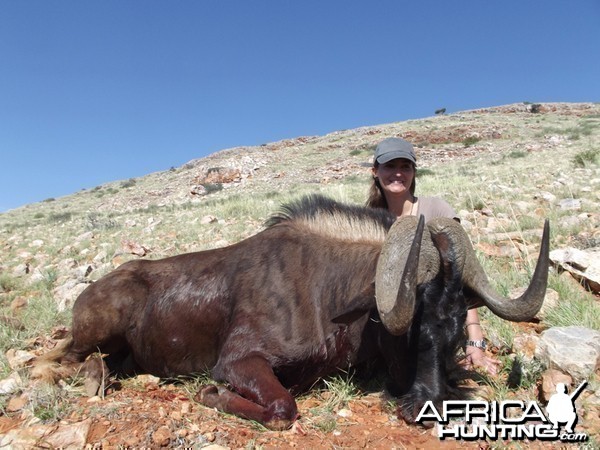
48,212 -> 73,223
0,273 -> 20,293
120,178 -> 137,189
203,183 -> 224,194
572,148 -> 598,168
416,168 -> 435,177
86,213 -> 119,230
508,151 -> 527,159
463,136 -> 481,148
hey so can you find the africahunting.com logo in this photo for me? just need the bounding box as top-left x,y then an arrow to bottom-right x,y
416,381 -> 589,443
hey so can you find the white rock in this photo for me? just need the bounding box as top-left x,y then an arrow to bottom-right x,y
558,198 -> 581,210
337,408 -> 353,418
535,326 -> 600,379
550,247 -> 600,293
547,135 -> 565,145
537,289 -> 560,320
93,251 -> 108,264
0,419 -> 91,449
201,215 -> 218,224
74,231 -> 94,243
12,263 -> 29,277
5,349 -> 36,370
0,372 -> 22,395
535,191 -> 556,203
135,374 -> 161,384
27,268 -> 47,285
53,280 -> 89,311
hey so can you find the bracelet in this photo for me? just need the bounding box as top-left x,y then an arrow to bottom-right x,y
466,322 -> 481,327
466,339 -> 487,350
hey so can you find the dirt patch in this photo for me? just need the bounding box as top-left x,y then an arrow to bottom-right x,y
46,383 -> 485,449
3,374 -> 598,448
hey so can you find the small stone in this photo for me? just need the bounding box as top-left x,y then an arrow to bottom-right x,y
135,374 -> 161,384
512,334 -> 540,360
204,432 -> 216,442
152,425 -> 172,447
558,198 -> 581,210
181,401 -> 192,414
10,297 -> 28,312
337,408 -> 353,418
535,191 -> 556,203
7,394 -> 28,412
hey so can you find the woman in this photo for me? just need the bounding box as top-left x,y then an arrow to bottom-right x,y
367,137 -> 500,375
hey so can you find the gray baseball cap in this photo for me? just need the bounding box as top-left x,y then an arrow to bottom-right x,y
374,138 -> 416,165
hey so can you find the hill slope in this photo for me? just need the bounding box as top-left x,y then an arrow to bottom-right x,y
1,102 -> 599,448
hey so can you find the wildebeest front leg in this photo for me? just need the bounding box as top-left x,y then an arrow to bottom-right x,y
195,355 -> 298,430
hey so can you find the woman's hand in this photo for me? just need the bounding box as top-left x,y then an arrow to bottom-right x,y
464,309 -> 501,376
465,345 -> 501,376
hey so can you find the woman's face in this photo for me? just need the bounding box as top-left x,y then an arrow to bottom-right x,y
373,158 -> 415,197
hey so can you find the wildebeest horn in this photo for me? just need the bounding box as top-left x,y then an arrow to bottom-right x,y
427,218 -> 550,321
375,215 -> 425,335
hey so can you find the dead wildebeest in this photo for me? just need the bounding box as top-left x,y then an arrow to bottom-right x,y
33,195 -> 550,430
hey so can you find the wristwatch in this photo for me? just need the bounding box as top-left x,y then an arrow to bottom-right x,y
465,339 -> 487,350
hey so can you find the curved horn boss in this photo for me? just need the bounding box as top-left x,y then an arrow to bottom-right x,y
375,215 -> 425,335
375,215 -> 454,335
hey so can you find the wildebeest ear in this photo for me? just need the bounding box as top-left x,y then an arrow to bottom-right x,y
332,283 -> 375,325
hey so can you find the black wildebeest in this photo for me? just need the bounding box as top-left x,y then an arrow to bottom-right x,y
34,195 -> 550,430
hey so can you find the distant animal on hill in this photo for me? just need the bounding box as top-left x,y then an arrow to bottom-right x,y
33,195 -> 550,430
435,108 -> 446,115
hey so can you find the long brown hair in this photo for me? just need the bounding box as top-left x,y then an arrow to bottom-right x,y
366,161 -> 417,209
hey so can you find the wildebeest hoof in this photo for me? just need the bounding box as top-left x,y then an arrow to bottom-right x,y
397,403 -> 433,428
397,403 -> 418,425
195,384 -> 220,407
264,417 -> 294,431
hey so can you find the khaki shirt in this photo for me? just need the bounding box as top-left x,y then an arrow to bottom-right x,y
416,197 -> 459,222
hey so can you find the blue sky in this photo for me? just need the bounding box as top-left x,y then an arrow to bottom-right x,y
1,1 -> 599,212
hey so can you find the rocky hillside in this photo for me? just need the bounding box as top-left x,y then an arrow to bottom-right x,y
1,102 -> 599,448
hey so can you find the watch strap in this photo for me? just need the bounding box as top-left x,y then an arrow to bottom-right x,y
465,339 -> 487,350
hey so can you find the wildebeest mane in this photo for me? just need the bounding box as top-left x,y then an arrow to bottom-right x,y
266,194 -> 396,243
